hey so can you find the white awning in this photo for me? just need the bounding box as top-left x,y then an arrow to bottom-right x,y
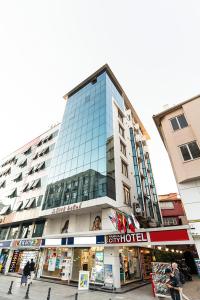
0,205 -> 10,215
25,198 -> 36,209
13,201 -> 23,211
13,172 -> 22,181
18,158 -> 27,167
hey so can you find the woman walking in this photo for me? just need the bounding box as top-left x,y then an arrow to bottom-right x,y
21,261 -> 30,286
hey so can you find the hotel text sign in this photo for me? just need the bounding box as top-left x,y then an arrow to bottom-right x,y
106,232 -> 148,244
51,203 -> 82,215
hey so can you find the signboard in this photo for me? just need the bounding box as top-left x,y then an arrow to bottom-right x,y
12,239 -> 41,248
78,270 -> 90,290
104,264 -> 114,288
0,241 -> 11,248
106,232 -> 148,244
195,259 -> 200,277
52,203 -> 82,215
48,256 -> 56,271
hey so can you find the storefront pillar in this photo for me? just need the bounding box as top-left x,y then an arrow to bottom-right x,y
104,247 -> 120,289
4,250 -> 13,275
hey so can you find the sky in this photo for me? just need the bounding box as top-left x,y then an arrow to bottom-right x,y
0,0 -> 200,194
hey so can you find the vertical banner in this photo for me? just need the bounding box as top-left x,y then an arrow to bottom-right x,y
78,270 -> 90,290
104,264 -> 114,288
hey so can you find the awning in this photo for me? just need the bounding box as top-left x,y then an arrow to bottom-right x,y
30,179 -> 40,190
25,198 -> 36,209
7,188 -> 17,198
13,201 -> 23,211
0,205 -> 11,215
22,183 -> 29,192
13,172 -> 22,182
21,199 -> 30,210
18,158 -> 27,167
0,181 -> 6,188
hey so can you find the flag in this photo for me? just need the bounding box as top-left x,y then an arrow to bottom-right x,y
109,212 -> 117,229
131,213 -> 140,229
127,215 -> 135,232
117,212 -> 123,232
122,214 -> 127,233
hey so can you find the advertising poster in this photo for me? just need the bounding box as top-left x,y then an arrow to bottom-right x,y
48,256 -> 56,271
104,264 -> 114,287
195,259 -> 200,277
90,267 -> 96,282
78,270 -> 90,290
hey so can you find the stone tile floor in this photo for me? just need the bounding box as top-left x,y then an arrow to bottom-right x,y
0,275 -> 199,300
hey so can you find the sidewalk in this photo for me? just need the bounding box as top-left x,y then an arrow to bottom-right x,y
0,274 -> 199,300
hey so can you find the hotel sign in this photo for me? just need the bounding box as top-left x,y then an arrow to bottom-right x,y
106,232 -> 148,244
12,239 -> 41,248
51,203 -> 82,215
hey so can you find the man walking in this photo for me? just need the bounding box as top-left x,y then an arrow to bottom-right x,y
29,259 -> 35,284
165,268 -> 181,300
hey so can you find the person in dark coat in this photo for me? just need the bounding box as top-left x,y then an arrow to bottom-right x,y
21,261 -> 30,286
165,268 -> 181,300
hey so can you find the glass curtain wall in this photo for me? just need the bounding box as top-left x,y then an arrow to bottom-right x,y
42,72 -> 125,210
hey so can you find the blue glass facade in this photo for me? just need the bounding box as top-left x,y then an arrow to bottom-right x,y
42,72 -> 124,210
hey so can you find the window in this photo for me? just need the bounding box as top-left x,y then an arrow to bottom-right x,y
123,184 -> 131,205
121,160 -> 128,177
160,201 -> 174,209
118,111 -> 123,123
8,226 -> 19,239
0,227 -> 9,240
163,217 -> 178,226
24,147 -> 32,155
180,141 -> 200,161
170,114 -> 188,131
119,124 -> 125,138
32,221 -> 45,237
120,140 -> 126,156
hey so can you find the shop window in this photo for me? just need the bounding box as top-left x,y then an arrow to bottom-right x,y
121,160 -> 128,177
123,184 -> 131,206
32,221 -> 45,237
120,140 -> 126,156
8,226 -> 19,239
0,227 -> 8,240
120,247 -> 141,284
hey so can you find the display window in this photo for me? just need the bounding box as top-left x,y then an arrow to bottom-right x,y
119,247 -> 141,284
0,250 -> 9,273
140,248 -> 153,280
9,250 -> 39,273
42,247 -> 72,279
72,247 -> 104,283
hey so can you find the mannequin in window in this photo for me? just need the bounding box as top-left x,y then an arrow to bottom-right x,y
61,220 -> 69,234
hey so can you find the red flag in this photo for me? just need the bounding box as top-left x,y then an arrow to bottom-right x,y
117,213 -> 123,232
128,215 -> 135,232
122,214 -> 127,233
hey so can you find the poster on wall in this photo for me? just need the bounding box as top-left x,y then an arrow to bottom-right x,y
104,264 -> 114,288
48,256 -> 56,272
195,259 -> 200,277
78,271 -> 90,290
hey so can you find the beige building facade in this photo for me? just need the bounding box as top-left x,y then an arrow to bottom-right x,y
153,96 -> 200,256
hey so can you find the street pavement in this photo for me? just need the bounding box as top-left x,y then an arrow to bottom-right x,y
0,275 -> 199,300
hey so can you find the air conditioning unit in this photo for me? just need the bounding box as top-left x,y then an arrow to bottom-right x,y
133,203 -> 143,216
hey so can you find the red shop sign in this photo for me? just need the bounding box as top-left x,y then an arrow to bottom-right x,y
149,229 -> 189,242
106,232 -> 148,244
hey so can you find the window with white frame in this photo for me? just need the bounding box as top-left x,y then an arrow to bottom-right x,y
121,160 -> 128,177
179,141 -> 200,161
120,140 -> 126,156
160,201 -> 174,209
123,184 -> 131,206
118,111 -> 123,123
163,217 -> 178,226
119,124 -> 125,138
170,114 -> 188,131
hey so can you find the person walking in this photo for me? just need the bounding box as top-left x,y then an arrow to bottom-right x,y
165,268 -> 181,300
29,259 -> 35,284
21,261 -> 30,287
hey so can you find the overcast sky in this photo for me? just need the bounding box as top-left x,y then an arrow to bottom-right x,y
0,0 -> 200,194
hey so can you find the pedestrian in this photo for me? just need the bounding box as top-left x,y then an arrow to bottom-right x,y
29,258 -> 35,284
172,262 -> 185,285
165,268 -> 181,300
21,261 -> 30,287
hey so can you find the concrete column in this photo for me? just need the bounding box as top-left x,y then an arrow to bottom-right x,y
194,236 -> 200,258
104,246 -> 120,288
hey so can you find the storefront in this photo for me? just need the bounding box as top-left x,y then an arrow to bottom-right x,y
0,241 -> 11,273
9,238 -> 41,274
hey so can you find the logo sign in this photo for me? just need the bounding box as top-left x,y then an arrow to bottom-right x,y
106,232 -> 148,244
12,239 -> 41,248
51,203 -> 82,215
